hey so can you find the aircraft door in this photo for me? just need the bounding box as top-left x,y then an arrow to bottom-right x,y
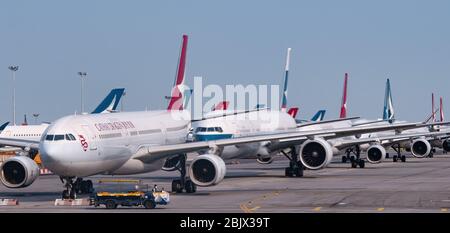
81,125 -> 99,152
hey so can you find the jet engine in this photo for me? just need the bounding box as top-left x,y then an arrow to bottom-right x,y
366,145 -> 386,164
411,139 -> 431,158
443,139 -> 450,152
256,156 -> 274,164
188,154 -> 226,187
299,138 -> 333,170
256,145 -> 274,164
0,156 -> 40,188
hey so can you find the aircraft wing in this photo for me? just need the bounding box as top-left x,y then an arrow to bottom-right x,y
134,121 -> 449,163
0,138 -> 40,150
296,117 -> 360,128
333,131 -> 450,150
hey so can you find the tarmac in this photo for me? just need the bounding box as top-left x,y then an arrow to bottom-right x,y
1,152 -> 450,213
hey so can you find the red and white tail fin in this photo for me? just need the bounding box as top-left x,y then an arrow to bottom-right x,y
287,107 -> 299,118
167,34 -> 188,111
212,101 -> 229,111
339,73 -> 348,119
432,93 -> 436,122
440,97 -> 444,122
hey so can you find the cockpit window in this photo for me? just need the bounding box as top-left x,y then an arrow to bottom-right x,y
194,127 -> 224,133
54,135 -> 65,141
65,134 -> 76,141
45,134 -> 54,141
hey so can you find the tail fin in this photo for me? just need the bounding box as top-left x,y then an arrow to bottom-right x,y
440,97 -> 445,122
432,93 -> 436,122
287,107 -> 299,118
212,101 -> 229,111
0,122 -> 10,131
280,48 -> 291,112
311,110 -> 326,122
21,114 -> 28,125
382,78 -> 395,121
167,34 -> 188,111
339,73 -> 348,118
91,88 -> 125,114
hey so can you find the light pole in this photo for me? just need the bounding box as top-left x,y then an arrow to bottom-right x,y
32,113 -> 40,124
77,72 -> 87,113
8,65 -> 19,125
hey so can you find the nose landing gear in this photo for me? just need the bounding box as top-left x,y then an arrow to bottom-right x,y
60,177 -> 94,199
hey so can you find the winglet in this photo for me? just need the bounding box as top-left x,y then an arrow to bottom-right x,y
0,122 -> 10,131
280,48 -> 291,112
432,93 -> 436,122
212,101 -> 229,111
91,88 -> 125,114
167,34 -> 188,111
287,107 -> 299,118
440,97 -> 445,122
311,110 -> 326,122
382,78 -> 395,122
339,73 -> 348,119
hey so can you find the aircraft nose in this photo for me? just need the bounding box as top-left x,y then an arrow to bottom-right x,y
39,142 -> 61,168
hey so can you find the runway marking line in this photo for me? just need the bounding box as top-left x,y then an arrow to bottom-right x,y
239,190 -> 283,213
313,207 -> 322,211
441,208 -> 448,212
249,206 -> 260,211
240,204 -> 251,213
377,208 -> 385,211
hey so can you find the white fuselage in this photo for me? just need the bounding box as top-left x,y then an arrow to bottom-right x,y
192,109 -> 297,160
0,124 -> 49,142
39,110 -> 191,177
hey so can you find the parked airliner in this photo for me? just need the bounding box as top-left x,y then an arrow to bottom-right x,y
1,35 -> 443,199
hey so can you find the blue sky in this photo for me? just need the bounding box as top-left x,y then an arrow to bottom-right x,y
1,0 -> 449,123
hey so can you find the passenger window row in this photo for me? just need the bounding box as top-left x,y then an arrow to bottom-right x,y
99,133 -> 122,139
14,134 -> 41,137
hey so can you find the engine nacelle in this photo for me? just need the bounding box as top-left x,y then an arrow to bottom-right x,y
256,146 -> 274,164
366,145 -> 386,164
299,138 -> 333,170
256,156 -> 274,164
443,139 -> 450,152
411,139 -> 431,158
0,156 -> 40,188
188,154 -> 226,187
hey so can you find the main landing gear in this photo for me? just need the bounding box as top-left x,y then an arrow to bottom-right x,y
171,154 -> 197,193
280,147 -> 303,177
391,144 -> 406,162
60,177 -> 94,199
428,148 -> 436,158
341,146 -> 365,168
